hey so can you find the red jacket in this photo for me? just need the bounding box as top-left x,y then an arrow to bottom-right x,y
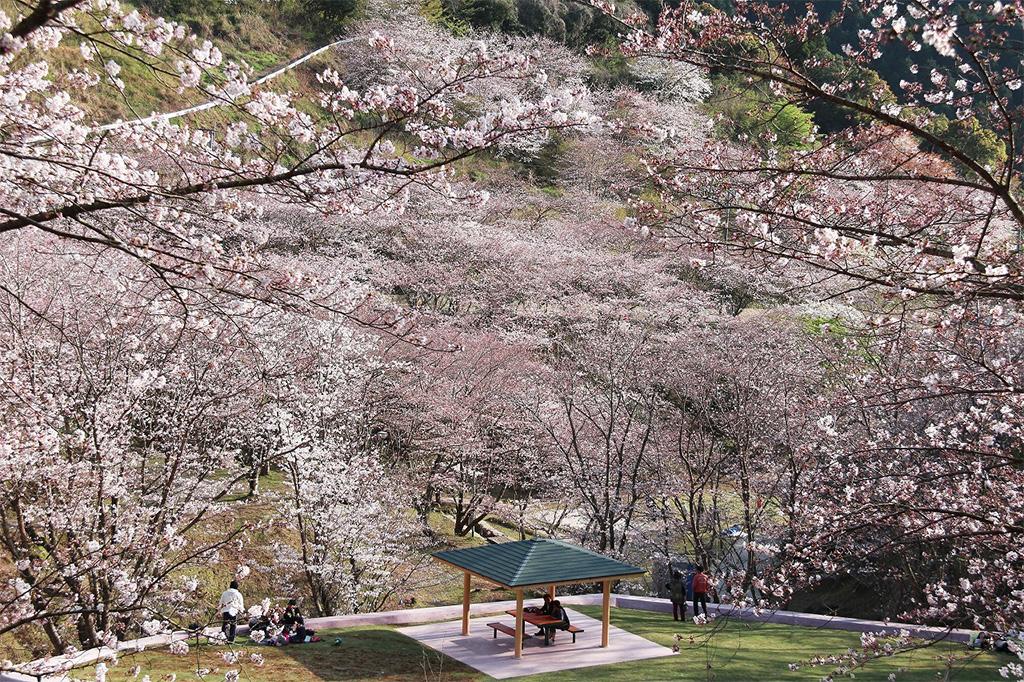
692,572 -> 710,594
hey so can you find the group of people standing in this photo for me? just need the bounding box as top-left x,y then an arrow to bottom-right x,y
667,566 -> 712,621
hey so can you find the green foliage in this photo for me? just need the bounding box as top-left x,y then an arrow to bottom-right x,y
587,49 -> 633,89
764,101 -> 815,148
925,114 -> 1009,173
705,10 -> 1007,175
516,0 -> 566,43
802,315 -> 849,337
141,0 -> 357,44
709,81 -> 815,151
439,0 -> 624,47
420,0 -> 471,34
784,31 -> 898,134
560,2 -> 620,47
305,0 -> 361,21
141,0 -> 205,16
236,49 -> 280,72
443,0 -> 517,31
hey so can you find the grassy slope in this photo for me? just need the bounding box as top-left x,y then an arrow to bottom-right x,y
0,0 -> 338,121
101,606 -> 1002,682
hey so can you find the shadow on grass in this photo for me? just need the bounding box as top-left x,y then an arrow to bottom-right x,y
277,627 -> 482,681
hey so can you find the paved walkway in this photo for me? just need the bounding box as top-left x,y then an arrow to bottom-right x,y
300,593 -> 607,629
398,607 -> 675,680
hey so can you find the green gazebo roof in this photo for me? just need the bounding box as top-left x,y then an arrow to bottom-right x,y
432,538 -> 645,588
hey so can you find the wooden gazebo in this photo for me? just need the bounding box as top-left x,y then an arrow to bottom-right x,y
432,538 -> 645,658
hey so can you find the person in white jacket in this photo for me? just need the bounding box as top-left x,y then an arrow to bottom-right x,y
217,580 -> 244,642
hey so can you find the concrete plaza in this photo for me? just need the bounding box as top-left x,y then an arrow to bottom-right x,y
397,607 -> 676,679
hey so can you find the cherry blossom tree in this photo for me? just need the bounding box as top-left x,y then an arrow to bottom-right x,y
640,314 -> 829,602
369,328 -> 540,536
285,447 -> 422,616
0,0 -> 603,654
612,0 -> 1022,301
590,0 -> 1024,637
0,233 -> 286,655
0,225 -> 424,666
776,304 -> 1024,628
525,322 -> 664,557
1,0 -> 596,325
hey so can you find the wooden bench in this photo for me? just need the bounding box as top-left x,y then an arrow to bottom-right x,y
566,625 -> 584,643
520,624 -> 586,644
486,621 -> 583,644
486,622 -> 530,639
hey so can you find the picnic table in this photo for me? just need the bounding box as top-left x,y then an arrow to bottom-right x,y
433,538 -> 645,657
505,609 -> 562,645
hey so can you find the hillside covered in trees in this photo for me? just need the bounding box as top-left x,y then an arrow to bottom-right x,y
1,0 -> 1023,680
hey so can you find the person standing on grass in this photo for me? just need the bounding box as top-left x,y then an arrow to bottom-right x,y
692,566 -> 710,619
218,580 -> 244,643
666,569 -> 686,621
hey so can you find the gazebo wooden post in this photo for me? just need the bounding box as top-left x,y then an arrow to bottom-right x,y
514,589 -> 524,658
461,571 -> 471,636
601,579 -> 611,647
431,539 -> 645,656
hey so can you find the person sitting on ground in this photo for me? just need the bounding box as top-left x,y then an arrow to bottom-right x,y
217,580 -> 244,643
545,600 -> 571,642
248,611 -> 271,636
993,634 -> 1015,653
971,630 -> 1016,653
281,598 -> 321,644
250,607 -> 287,646
284,626 -> 321,644
282,599 -> 304,630
259,626 -> 289,647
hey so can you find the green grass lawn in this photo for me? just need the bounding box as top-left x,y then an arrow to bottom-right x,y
99,606 -> 1004,681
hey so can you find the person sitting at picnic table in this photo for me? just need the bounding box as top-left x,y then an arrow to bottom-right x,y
525,593 -> 554,636
545,600 -> 571,641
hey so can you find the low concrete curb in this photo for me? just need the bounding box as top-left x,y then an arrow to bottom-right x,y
300,593 -> 606,630
0,632 -> 195,682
